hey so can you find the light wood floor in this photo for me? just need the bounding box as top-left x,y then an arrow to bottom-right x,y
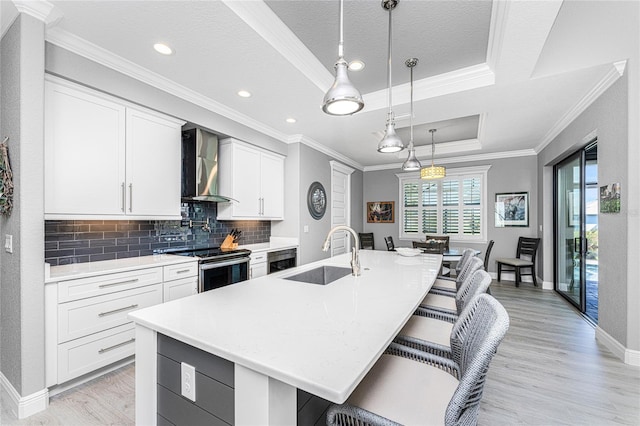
1,281 -> 638,425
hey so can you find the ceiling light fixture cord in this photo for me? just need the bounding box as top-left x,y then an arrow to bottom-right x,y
377,0 -> 404,153
402,58 -> 421,171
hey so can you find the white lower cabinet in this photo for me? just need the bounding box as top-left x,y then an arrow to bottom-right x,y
250,251 -> 268,279
46,259 -> 198,388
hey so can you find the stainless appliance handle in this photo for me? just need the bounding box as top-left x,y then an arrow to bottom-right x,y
199,257 -> 250,270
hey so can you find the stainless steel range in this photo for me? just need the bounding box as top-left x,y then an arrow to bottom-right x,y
166,247 -> 251,292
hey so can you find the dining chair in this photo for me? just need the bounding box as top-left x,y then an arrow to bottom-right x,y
358,233 -> 375,250
495,237 -> 540,287
483,240 -> 495,271
395,270 -> 493,360
384,236 -> 395,251
326,294 -> 510,426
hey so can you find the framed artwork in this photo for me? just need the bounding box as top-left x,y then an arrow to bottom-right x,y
367,201 -> 394,223
495,192 -> 529,227
307,181 -> 327,220
600,183 -> 621,213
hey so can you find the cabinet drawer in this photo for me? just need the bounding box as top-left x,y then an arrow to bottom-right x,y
58,267 -> 163,303
58,323 -> 136,383
58,284 -> 162,343
164,262 -> 198,281
250,252 -> 267,263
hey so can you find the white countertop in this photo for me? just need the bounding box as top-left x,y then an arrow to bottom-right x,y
240,237 -> 298,254
129,250 -> 441,403
45,254 -> 196,283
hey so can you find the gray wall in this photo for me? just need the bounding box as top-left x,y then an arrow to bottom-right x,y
363,155 -> 538,274
272,143 -> 363,266
0,14 -> 46,396
538,70 -> 637,350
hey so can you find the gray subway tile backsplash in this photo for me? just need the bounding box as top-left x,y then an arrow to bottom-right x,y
44,202 -> 271,266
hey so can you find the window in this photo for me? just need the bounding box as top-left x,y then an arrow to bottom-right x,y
397,166 -> 490,241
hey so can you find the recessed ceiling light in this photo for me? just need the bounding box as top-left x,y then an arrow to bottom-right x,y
286,118 -> 297,124
348,60 -> 365,71
237,90 -> 252,98
153,43 -> 173,55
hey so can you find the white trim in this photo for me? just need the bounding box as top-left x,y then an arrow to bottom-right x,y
396,165 -> 491,241
290,134 -> 364,171
485,0 -> 510,72
595,326 -> 640,366
404,138 -> 482,159
364,63 -> 495,112
0,372 -> 49,419
45,27 -> 290,144
222,0 -> 333,93
329,160 -> 355,176
365,150 -> 535,172
535,61 -> 627,153
12,0 -> 56,24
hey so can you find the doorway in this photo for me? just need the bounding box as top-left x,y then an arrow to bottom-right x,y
554,142 -> 599,323
329,161 -> 354,257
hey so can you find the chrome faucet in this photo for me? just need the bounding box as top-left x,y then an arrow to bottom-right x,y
322,225 -> 361,276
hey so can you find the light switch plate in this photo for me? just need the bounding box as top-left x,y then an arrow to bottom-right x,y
181,362 -> 196,402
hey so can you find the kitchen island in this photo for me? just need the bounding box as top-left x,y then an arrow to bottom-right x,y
129,250 -> 441,425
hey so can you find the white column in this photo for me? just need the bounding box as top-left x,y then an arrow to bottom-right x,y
134,325 -> 157,426
235,364 -> 297,425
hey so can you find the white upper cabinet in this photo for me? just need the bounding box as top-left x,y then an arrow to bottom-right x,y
44,76 -> 184,220
217,138 -> 285,220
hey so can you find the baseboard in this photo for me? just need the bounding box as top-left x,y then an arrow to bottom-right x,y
595,326 -> 640,366
0,372 -> 49,419
488,272 -> 550,289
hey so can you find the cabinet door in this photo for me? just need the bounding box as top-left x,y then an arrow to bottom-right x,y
231,143 -> 262,217
260,152 -> 284,219
45,81 -> 126,217
126,108 -> 182,218
163,277 -> 198,302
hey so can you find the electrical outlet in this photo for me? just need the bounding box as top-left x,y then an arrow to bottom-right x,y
5,234 -> 12,253
181,362 -> 196,402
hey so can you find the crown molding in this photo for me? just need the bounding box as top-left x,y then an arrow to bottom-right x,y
364,63 -> 495,111
535,60 -> 627,153
364,149 -> 536,172
222,0 -> 333,93
12,0 -> 57,24
404,138 -> 482,160
485,0 -> 510,72
45,27 -> 291,144
289,134 -> 364,171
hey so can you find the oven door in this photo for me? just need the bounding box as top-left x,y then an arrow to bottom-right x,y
199,257 -> 250,292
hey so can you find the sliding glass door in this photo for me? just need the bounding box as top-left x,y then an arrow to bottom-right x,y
554,143 -> 598,321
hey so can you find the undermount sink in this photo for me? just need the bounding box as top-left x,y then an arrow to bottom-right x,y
284,266 -> 352,285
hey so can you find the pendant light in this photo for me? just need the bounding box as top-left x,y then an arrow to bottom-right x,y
421,129 -> 446,179
402,58 -> 421,171
377,0 -> 404,153
322,0 -> 364,116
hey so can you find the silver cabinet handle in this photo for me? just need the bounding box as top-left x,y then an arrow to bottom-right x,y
121,183 -> 126,212
98,304 -> 139,317
99,278 -> 138,289
98,338 -> 135,354
258,198 -> 261,215
175,269 -> 190,274
129,183 -> 133,212
262,198 -> 264,215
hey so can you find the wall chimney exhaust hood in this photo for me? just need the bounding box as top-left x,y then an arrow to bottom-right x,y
181,128 -> 236,203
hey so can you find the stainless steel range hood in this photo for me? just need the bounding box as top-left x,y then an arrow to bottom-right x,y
181,128 -> 236,203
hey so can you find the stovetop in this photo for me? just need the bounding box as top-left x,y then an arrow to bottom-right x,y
162,246 -> 251,261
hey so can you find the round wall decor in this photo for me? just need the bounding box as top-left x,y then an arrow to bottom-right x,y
307,181 -> 327,220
